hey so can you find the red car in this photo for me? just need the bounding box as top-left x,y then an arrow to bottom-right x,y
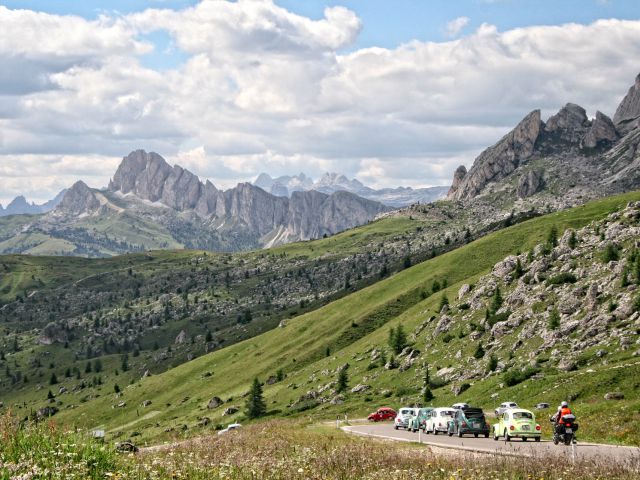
368,407 -> 397,422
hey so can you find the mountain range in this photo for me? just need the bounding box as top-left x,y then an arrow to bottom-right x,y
253,172 -> 448,207
0,191 -> 66,217
0,151 -> 389,256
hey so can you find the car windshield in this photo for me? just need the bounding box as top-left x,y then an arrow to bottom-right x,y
400,409 -> 413,415
509,403 -> 518,407
464,409 -> 484,419
440,410 -> 455,417
513,412 -> 533,420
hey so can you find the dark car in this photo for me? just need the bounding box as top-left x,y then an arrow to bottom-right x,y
447,407 -> 490,438
367,407 -> 397,422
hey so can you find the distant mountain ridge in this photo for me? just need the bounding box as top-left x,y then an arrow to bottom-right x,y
253,172 -> 449,207
0,190 -> 66,217
0,151 -> 389,256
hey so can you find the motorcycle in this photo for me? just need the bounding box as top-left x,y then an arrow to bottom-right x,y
550,413 -> 578,445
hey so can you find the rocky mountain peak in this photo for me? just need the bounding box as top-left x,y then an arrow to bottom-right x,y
447,165 -> 467,198
613,72 -> 640,134
544,103 -> 590,142
57,181 -> 100,216
583,111 -> 618,149
448,109 -> 541,201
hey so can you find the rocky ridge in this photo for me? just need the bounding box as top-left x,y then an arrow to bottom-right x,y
448,73 -> 640,204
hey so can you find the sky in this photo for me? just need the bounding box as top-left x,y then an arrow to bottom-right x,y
1,0 -> 640,205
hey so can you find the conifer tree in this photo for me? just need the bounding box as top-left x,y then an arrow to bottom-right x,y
336,367 -> 349,394
246,377 -> 267,419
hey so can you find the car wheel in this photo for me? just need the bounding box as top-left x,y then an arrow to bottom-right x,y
535,436 -> 541,443
505,429 -> 511,442
433,429 -> 438,435
484,433 -> 489,438
474,433 -> 479,438
458,429 -> 463,438
448,430 -> 453,437
564,437 -> 572,446
522,437 -> 527,442
553,436 -> 559,445
394,425 -> 398,430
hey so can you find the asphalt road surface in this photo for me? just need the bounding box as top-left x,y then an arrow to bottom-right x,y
344,422 -> 640,463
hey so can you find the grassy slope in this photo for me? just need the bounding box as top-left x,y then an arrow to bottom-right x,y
49,190 -> 640,444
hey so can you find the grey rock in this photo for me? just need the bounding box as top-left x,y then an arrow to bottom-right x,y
330,394 -> 345,405
544,103 -> 590,142
613,73 -> 640,134
517,170 -> 545,198
458,284 -> 471,300
207,397 -> 223,409
36,406 -> 59,419
141,400 -> 152,407
56,181 -> 101,216
174,330 -> 187,344
447,165 -> 468,198
584,111 -> 618,148
604,392 -> 625,400
448,110 -> 542,201
350,384 -> 370,393
222,406 -> 239,416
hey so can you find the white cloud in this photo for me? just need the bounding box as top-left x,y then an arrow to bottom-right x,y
445,16 -> 470,37
1,1 -> 640,205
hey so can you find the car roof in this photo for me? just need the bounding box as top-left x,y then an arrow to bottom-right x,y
433,407 -> 456,412
505,408 -> 533,414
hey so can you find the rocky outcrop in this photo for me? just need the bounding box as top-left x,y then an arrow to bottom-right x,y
613,73 -> 640,134
516,170 -> 545,198
447,165 -> 467,198
583,111 -> 618,148
448,110 -> 542,201
57,181 -> 101,216
544,103 -> 590,142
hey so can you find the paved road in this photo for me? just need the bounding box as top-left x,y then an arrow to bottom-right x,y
344,423 -> 640,463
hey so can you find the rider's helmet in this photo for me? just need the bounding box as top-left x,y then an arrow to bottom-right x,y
560,401 -> 569,408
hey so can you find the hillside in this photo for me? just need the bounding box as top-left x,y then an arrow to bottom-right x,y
7,190 -> 637,445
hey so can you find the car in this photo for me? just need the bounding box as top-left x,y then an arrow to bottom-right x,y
492,409 -> 541,442
494,401 -> 519,417
394,407 -> 418,430
452,402 -> 470,410
535,402 -> 550,410
408,407 -> 433,432
368,407 -> 397,422
217,423 -> 242,436
424,407 -> 456,435
447,407 -> 490,438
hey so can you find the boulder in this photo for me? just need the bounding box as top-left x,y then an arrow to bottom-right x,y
517,170 -> 545,198
458,284 -> 471,300
141,400 -> 152,407
330,394 -> 345,405
604,392 -> 625,400
351,384 -> 370,394
174,330 -> 187,344
207,396 -> 223,409
223,406 -> 239,416
36,406 -> 59,419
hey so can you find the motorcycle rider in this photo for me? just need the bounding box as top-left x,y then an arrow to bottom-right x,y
551,401 -> 573,433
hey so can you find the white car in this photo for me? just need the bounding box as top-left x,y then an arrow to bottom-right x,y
452,403 -> 470,410
394,407 -> 418,430
495,401 -> 519,417
217,423 -> 242,435
424,407 -> 456,435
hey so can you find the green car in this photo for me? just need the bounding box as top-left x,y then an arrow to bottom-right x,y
493,408 -> 541,442
408,408 -> 433,432
447,407 -> 490,438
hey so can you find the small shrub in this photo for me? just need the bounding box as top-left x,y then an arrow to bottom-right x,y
602,243 -> 620,263
548,308 -> 560,330
458,383 -> 471,394
473,343 -> 485,359
546,272 -> 577,286
487,354 -> 498,373
503,366 -> 540,387
442,333 -> 454,343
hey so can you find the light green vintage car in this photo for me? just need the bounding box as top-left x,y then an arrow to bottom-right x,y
408,407 -> 433,432
492,408 -> 541,442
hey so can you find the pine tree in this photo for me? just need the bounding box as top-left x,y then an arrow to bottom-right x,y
439,294 -> 449,311
548,308 -> 560,330
568,230 -> 578,249
390,324 -> 407,354
93,359 -> 102,373
114,384 -> 121,394
245,377 -> 267,419
490,287 -> 503,313
487,354 -> 498,372
121,354 -> 129,372
423,364 -> 434,402
85,362 -> 92,373
47,389 -> 55,400
514,258 -> 524,279
474,343 -> 485,359
336,367 -> 349,394
205,330 -> 213,343
547,226 -> 558,249
49,373 -> 58,385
